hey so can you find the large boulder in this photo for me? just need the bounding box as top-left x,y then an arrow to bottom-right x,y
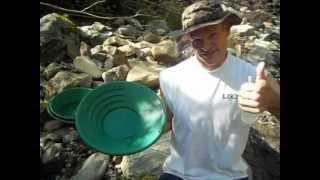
126,61 -> 166,88
40,13 -> 80,64
243,113 -> 280,180
71,153 -> 110,180
116,24 -> 142,39
43,62 -> 64,80
120,132 -> 171,179
73,56 -> 103,79
102,65 -> 130,82
103,36 -> 130,47
78,22 -> 113,46
151,39 -> 179,65
146,20 -> 170,36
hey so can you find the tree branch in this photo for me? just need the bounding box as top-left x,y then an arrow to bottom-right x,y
81,0 -> 106,12
40,2 -> 159,20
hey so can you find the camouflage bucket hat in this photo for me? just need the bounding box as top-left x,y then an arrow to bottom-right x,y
182,0 -> 242,33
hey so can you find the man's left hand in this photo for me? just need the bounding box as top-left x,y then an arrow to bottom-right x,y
238,62 -> 280,118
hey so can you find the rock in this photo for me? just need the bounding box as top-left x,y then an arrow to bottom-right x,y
136,48 -> 152,59
121,132 -> 171,179
80,41 -> 91,57
240,6 -> 248,12
132,41 -> 155,49
167,30 -> 185,41
53,127 -> 70,138
126,18 -> 144,31
118,45 -> 138,57
151,40 -> 179,64
44,133 -> 62,142
43,62 -> 63,79
143,31 -> 161,43
103,36 -> 129,47
78,22 -> 113,45
90,44 -> 107,61
42,143 -> 63,164
243,38 -> 279,65
243,115 -> 280,180
247,10 -> 273,24
44,71 -> 92,99
230,24 -> 255,36
73,56 -> 102,79
112,49 -> 129,67
116,24 -> 141,39
44,120 -> 63,131
70,153 -> 110,180
146,20 -> 170,36
104,55 -> 115,70
62,130 -> 78,143
90,45 -> 103,55
102,45 -> 117,55
40,13 -> 80,64
102,65 -> 130,82
112,18 -> 126,27
126,61 -> 166,88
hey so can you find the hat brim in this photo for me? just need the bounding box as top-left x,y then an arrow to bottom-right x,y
183,12 -> 242,34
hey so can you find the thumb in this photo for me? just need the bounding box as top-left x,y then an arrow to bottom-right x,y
256,62 -> 267,81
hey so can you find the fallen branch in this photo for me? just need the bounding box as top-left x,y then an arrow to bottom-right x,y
40,2 -> 160,20
81,0 -> 106,12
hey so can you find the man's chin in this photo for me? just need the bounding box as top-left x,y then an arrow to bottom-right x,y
196,53 -> 224,70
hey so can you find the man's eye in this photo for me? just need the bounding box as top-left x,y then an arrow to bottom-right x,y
191,39 -> 202,47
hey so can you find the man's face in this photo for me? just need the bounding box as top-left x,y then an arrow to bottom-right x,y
187,23 -> 230,70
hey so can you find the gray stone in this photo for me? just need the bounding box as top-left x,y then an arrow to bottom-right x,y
121,132 -> 171,179
102,45 -> 117,55
151,39 -> 179,64
146,20 -> 170,36
126,61 -> 166,88
104,55 -> 115,71
112,18 -> 126,27
132,41 -> 155,49
40,13 -> 80,64
42,143 -> 63,164
70,153 -> 110,180
143,31 -> 161,43
62,130 -> 79,143
90,45 -> 103,55
80,41 -> 91,57
102,65 -> 130,82
44,71 -> 92,99
136,48 -> 152,59
103,36 -> 129,47
44,133 -> 62,142
44,120 -> 63,131
73,56 -> 102,79
53,127 -> 70,137
126,18 -> 144,31
116,24 -> 141,39
243,114 -> 280,180
43,62 -> 63,79
118,45 -> 138,57
78,22 -> 113,46
230,24 -> 255,36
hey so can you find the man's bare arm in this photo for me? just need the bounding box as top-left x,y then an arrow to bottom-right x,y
160,88 -> 173,134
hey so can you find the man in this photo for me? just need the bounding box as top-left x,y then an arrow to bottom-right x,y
158,0 -> 280,180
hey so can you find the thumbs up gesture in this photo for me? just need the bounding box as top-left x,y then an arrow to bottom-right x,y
238,62 -> 280,118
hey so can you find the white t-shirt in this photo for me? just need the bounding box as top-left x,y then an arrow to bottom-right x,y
159,52 -> 257,180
